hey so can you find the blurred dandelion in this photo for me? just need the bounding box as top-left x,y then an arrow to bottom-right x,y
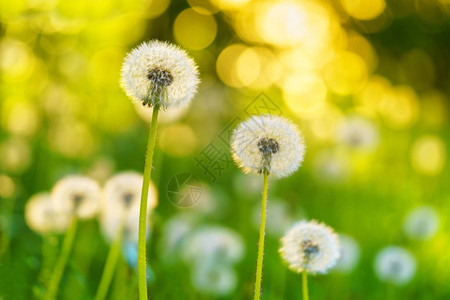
336,115 -> 379,151
403,206 -> 439,241
96,172 -> 158,300
252,200 -> 306,237
191,260 -> 237,297
183,226 -> 245,265
45,175 -> 101,300
120,39 -> 199,299
159,214 -> 197,265
280,220 -> 340,300
334,234 -> 360,273
51,175 -> 101,219
25,193 -> 70,235
374,246 -> 416,286
231,114 -> 305,300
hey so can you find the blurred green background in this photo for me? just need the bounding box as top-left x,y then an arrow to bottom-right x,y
1,0 -> 449,299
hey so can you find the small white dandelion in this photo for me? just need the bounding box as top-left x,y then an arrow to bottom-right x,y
280,220 -> 340,274
25,193 -> 70,234
191,261 -> 237,297
121,40 -> 200,109
231,114 -> 305,178
403,206 -> 439,241
337,115 -> 379,151
51,175 -> 101,220
100,172 -> 158,243
374,246 -> 416,285
334,234 -> 360,273
183,226 -> 245,265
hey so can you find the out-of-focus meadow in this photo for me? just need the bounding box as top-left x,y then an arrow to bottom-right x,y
1,0 -> 449,299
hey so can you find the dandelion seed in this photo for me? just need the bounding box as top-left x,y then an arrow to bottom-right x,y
121,40 -> 199,109
403,206 -> 439,241
280,220 -> 340,274
25,193 -> 70,234
334,234 -> 360,273
374,246 -> 416,285
231,114 -> 305,178
51,175 -> 101,219
183,226 -> 245,265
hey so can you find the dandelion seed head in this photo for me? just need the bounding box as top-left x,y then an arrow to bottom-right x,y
374,246 -> 416,285
183,226 -> 245,265
25,193 -> 70,234
100,172 -> 158,243
121,40 -> 200,109
231,115 -> 305,178
403,206 -> 439,241
51,175 -> 101,219
280,220 -> 340,274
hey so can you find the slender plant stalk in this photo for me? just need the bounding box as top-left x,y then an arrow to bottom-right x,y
95,218 -> 126,300
138,105 -> 160,300
302,270 -> 309,300
254,170 -> 269,300
45,217 -> 78,300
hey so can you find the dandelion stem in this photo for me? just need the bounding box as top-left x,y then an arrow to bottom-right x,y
302,270 -> 309,300
45,217 -> 78,300
254,169 -> 269,300
138,105 -> 160,300
95,220 -> 125,300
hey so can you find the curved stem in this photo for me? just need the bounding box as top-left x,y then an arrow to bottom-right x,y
254,170 -> 269,300
138,105 -> 160,300
95,219 -> 125,300
45,217 -> 78,300
302,270 -> 309,300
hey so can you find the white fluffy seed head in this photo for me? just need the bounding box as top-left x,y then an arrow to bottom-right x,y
100,171 -> 158,243
121,40 -> 200,109
403,206 -> 439,241
25,193 -> 70,234
374,246 -> 416,285
51,176 -> 101,220
231,115 -> 305,178
280,220 -> 340,274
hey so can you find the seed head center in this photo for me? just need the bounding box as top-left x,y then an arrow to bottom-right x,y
122,191 -> 135,208
147,68 -> 173,87
257,138 -> 279,155
301,239 -> 320,258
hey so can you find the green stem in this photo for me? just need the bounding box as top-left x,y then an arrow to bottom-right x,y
138,105 -> 160,300
45,217 -> 78,300
302,270 -> 309,300
95,219 -> 125,300
254,170 -> 269,300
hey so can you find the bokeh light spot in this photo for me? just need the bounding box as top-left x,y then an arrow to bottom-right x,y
174,8 -> 217,51
410,135 -> 446,176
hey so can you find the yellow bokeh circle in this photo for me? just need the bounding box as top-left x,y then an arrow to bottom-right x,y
174,8 -> 217,51
410,135 -> 446,176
